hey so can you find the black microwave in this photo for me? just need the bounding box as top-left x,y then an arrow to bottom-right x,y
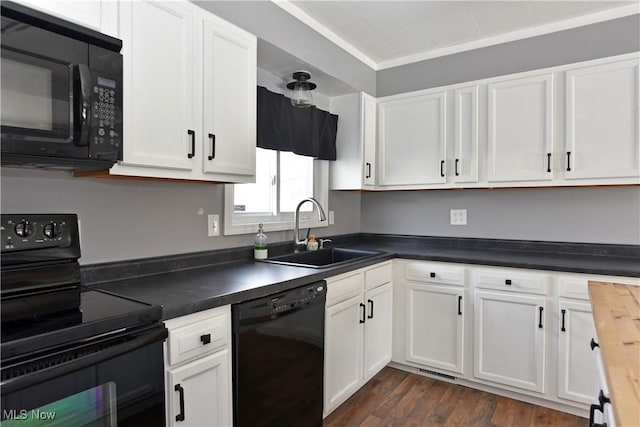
1,1 -> 123,171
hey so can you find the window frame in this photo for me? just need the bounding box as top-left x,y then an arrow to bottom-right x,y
223,157 -> 329,236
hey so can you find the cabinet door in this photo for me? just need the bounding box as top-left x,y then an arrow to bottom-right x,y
378,91 -> 447,186
565,58 -> 640,179
557,300 -> 597,404
119,0 -> 196,171
167,350 -> 231,427
487,74 -> 554,182
201,15 -> 256,176
362,93 -> 377,187
17,0 -> 105,32
406,283 -> 464,374
474,291 -> 546,393
363,282 -> 392,381
453,85 -> 479,183
324,294 -> 364,416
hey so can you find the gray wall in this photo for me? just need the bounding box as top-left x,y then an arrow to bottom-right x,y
0,168 -> 360,265
377,14 -> 640,96
361,187 -> 640,245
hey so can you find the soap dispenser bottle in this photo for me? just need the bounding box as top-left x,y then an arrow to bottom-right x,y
254,223 -> 268,259
306,234 -> 319,251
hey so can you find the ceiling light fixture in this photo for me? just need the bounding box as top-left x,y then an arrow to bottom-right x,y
286,71 -> 316,108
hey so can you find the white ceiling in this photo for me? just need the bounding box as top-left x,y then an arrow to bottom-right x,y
284,1 -> 639,69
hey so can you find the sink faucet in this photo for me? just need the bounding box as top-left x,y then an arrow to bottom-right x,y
294,197 -> 326,248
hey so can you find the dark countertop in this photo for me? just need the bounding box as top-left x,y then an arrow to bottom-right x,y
89,234 -> 640,320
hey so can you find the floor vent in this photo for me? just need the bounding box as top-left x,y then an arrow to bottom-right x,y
417,368 -> 456,381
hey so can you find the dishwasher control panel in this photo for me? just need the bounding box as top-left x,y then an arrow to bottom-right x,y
271,281 -> 326,314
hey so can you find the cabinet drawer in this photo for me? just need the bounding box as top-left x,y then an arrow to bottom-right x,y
166,308 -> 230,366
326,271 -> 363,307
474,269 -> 550,295
558,276 -> 590,300
365,262 -> 392,290
406,262 -> 465,286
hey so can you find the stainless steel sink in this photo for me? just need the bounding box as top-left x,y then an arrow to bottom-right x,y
260,248 -> 383,268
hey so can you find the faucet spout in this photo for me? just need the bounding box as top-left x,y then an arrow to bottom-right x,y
294,197 -> 326,247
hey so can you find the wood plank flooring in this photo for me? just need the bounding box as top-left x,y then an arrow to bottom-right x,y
323,367 -> 587,427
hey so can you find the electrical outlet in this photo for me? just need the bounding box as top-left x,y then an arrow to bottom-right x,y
328,211 -> 335,225
450,209 -> 467,225
207,214 -> 219,237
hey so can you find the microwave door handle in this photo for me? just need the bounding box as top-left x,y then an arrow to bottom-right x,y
74,64 -> 92,147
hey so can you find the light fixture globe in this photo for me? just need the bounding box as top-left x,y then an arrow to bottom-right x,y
287,71 -> 316,108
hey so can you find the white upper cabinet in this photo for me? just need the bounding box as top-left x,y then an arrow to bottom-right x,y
17,0 -> 118,36
378,90 -> 447,186
330,93 -> 377,190
487,73 -> 555,183
564,56 -> 640,180
118,0 -> 196,171
112,0 -> 256,182
453,85 -> 479,184
201,15 -> 256,177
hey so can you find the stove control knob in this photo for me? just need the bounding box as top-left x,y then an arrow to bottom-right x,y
43,223 -> 60,239
14,221 -> 34,238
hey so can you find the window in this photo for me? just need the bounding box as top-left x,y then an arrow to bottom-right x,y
224,148 -> 329,235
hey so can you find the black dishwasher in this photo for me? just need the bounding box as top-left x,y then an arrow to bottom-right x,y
232,281 -> 326,427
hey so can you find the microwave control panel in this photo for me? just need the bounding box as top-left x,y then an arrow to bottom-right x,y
88,46 -> 122,162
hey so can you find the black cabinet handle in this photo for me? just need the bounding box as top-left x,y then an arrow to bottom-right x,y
367,299 -> 374,319
546,153 -> 551,173
430,272 -> 436,278
538,306 -> 544,329
505,279 -> 512,285
359,303 -> 366,324
200,333 -> 211,345
175,384 -> 185,422
440,160 -> 445,177
589,403 -> 600,426
591,338 -> 600,351
458,295 -> 462,316
561,309 -> 566,332
589,389 -> 611,426
566,151 -> 572,171
208,133 -> 216,160
455,159 -> 460,176
365,162 -> 372,179
187,130 -> 195,159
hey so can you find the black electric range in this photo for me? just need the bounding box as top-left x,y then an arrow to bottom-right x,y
1,214 -> 167,425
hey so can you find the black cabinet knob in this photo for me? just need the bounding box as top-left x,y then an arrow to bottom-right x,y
200,333 -> 211,345
505,279 -> 512,285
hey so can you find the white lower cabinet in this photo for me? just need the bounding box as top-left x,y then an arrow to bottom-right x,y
406,283 -> 465,374
324,262 -> 392,417
324,293 -> 364,413
557,300 -> 597,405
399,261 -> 467,376
164,305 -> 232,427
474,290 -> 547,393
363,282 -> 393,380
167,350 -> 231,426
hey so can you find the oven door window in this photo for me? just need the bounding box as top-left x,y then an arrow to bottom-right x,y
1,49 -> 72,143
1,382 -> 117,427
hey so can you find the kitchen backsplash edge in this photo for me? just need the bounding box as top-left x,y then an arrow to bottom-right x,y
80,233 -> 640,285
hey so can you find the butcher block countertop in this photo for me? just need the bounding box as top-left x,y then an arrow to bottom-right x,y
589,281 -> 640,427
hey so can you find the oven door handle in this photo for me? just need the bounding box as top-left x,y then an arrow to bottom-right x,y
1,325 -> 167,395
